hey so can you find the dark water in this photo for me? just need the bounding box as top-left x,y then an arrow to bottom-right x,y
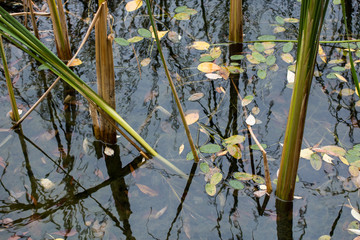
1,0 -> 360,239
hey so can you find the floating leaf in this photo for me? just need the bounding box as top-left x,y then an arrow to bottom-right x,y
218,67 -> 230,80
183,8 -> 197,15
246,54 -> 260,64
352,208 -> 360,222
149,206 -> 168,219
284,18 -> 299,23
114,37 -> 130,46
322,154 -> 334,164
275,16 -> 285,25
340,88 -> 355,96
252,175 -> 265,184
250,144 -> 267,150
128,36 -> 143,43
254,42 -> 265,52
227,66 -> 244,74
332,66 -> 346,71
205,183 -> 216,196
258,35 -> 276,41
168,31 -> 181,43
234,172 -> 253,180
252,51 -> 267,62
210,47 -> 222,59
266,55 -> 276,66
229,180 -> 244,190
227,144 -> 242,159
254,190 -> 267,198
199,55 -> 214,62
252,106 -> 260,115
263,42 -> 276,50
179,144 -> 184,155
287,70 -> 295,83
318,235 -> 331,240
136,184 -> 158,196
282,42 -> 294,53
186,150 -> 200,161
40,178 -> 55,190
138,28 -> 152,38
274,26 -> 286,33
174,12 -> 190,20
349,165 -> 360,177
188,92 -> 204,101
281,53 -> 294,63
340,156 -> 349,165
257,69 -> 267,79
242,95 -> 254,106
125,0 -> 143,12
184,110 -> 199,125
191,41 -> 210,50
318,44 -> 327,63
68,58 -> 82,67
224,135 -> 246,145
200,144 -> 222,154
200,162 -> 210,173
310,153 -> 322,171
175,6 -> 187,13
141,58 -> 151,66
230,55 -> 245,60
333,0 -> 341,4
197,62 -> 221,73
270,64 -> 279,71
205,73 -> 222,79
210,172 -> 223,185
246,114 -> 256,125
104,146 -> 114,156
333,73 -> 347,82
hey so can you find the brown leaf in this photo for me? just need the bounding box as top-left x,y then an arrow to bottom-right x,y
218,67 -> 230,80
136,184 -> 158,197
68,58 -> 82,67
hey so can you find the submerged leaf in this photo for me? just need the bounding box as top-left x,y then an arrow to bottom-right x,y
310,153 -> 322,171
136,184 -> 158,197
229,180 -> 244,190
184,110 -> 199,125
191,41 -> 210,50
188,92 -> 204,101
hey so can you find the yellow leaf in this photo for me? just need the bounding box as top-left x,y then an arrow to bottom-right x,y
191,41 -> 210,50
68,58 -> 82,67
318,44 -> 327,63
281,53 -> 294,63
141,58 -> 151,66
184,110 -> 199,125
149,26 -> 168,40
197,62 -> 220,73
334,73 -> 347,82
179,144 -> 184,155
339,156 -> 349,165
125,0 -> 143,12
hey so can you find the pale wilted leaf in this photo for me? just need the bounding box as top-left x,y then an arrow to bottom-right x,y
83,137 -> 90,154
287,70 -> 295,83
340,156 -> 349,165
300,148 -> 314,160
352,209 -> 360,222
334,73 -> 347,82
349,165 -> 359,177
144,90 -> 158,103
273,26 -> 285,33
136,184 -> 158,197
210,47 -> 221,59
197,62 -> 221,73
246,114 -> 256,125
188,92 -> 204,101
322,154 -> 334,164
191,41 -> 210,50
104,146 -> 114,156
94,169 -> 104,180
218,67 -> 230,80
125,0 -> 143,12
174,12 -> 190,20
185,110 -> 199,125
149,206 -> 168,219
318,45 -> 327,63
340,88 -> 355,96
246,54 -> 260,64
205,73 -> 222,79
141,58 -> 151,66
283,18 -> 299,23
254,190 -> 267,198
40,178 -> 55,190
348,228 -> 360,235
320,145 -> 346,157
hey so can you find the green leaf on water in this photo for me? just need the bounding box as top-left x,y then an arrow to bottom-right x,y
331,66 -> 345,71
175,6 -> 187,13
252,175 -> 265,184
254,42 -> 265,52
229,180 -> 244,190
227,66 -> 244,74
234,172 -> 253,181
227,144 -> 242,159
282,42 -> 294,53
333,0 -> 340,4
266,55 -> 276,66
252,52 -> 267,62
257,69 -> 267,79
115,37 -> 130,46
174,12 -> 190,20
205,183 -> 216,196
127,36 -> 144,43
186,150 -> 200,161
318,235 -> 331,240
224,135 -> 246,145
326,73 -> 337,79
199,55 -> 214,62
138,28 -> 152,38
242,95 -> 254,106
230,55 -> 245,60
200,144 -> 222,154
210,172 -> 223,185
275,16 -> 285,25
250,144 -> 267,150
310,153 -> 322,171
183,8 -> 197,15
340,43 -> 357,49
200,162 -> 210,173
257,35 -> 276,41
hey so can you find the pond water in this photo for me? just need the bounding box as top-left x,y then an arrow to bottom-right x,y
1,0 -> 360,239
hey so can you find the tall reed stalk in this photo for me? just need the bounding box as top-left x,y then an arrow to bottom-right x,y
229,0 -> 243,43
47,0 -> 71,60
276,0 -> 329,201
0,34 -> 20,121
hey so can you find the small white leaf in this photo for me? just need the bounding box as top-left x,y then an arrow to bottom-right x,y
40,178 -> 55,190
83,137 -> 89,154
348,228 -> 360,235
205,73 -> 222,79
293,196 -> 303,199
287,70 -> 295,83
246,114 -> 256,126
254,190 -> 267,198
259,184 -> 267,190
322,154 -> 334,164
104,146 -> 114,156
351,209 -> 360,222
179,144 -> 184,155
